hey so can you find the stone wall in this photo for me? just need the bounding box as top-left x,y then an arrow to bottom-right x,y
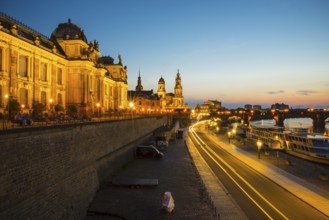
0,116 -> 167,219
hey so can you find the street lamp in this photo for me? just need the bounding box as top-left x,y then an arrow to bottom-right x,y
228,131 -> 231,143
49,98 -> 53,112
4,94 -> 9,120
129,102 -> 134,119
257,140 -> 263,159
96,103 -> 100,117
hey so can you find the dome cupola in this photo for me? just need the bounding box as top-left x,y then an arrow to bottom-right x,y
51,19 -> 87,43
158,76 -> 165,84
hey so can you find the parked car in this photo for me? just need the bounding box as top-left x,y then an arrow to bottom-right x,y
135,145 -> 164,159
176,129 -> 184,139
156,136 -> 169,150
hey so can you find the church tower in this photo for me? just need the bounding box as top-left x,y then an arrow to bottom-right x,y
135,71 -> 143,92
157,76 -> 167,109
173,70 -> 184,108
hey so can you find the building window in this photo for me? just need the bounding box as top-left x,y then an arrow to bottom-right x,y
20,88 -> 28,106
109,86 -> 113,96
89,75 -> 93,91
97,79 -> 101,100
41,91 -> 47,106
40,62 -> 47,81
105,84 -> 108,95
0,48 -> 3,71
57,93 -> 63,105
57,68 -> 62,85
0,85 -> 2,107
19,55 -> 28,77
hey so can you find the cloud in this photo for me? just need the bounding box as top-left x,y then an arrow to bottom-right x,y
267,90 -> 285,95
296,90 -> 317,96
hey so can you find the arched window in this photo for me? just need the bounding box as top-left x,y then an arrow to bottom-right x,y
40,63 -> 47,81
41,91 -> 47,105
57,93 -> 63,105
19,55 -> 28,77
0,48 -> 3,71
57,68 -> 62,85
0,85 -> 2,107
19,88 -> 28,105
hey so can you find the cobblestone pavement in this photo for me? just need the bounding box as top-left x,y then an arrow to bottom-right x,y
85,138 -> 215,220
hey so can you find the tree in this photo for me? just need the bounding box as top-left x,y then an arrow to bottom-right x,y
32,102 -> 46,116
54,104 -> 65,113
68,104 -> 78,117
7,99 -> 20,120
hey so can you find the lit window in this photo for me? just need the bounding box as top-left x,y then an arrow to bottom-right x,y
0,48 -> 3,71
57,93 -> 62,104
105,85 -> 108,95
41,91 -> 47,105
19,88 -> 28,105
40,62 -> 47,81
19,55 -> 28,77
57,68 -> 62,85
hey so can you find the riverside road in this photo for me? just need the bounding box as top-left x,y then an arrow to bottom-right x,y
190,121 -> 328,220
86,121 -> 329,219
190,120 -> 329,220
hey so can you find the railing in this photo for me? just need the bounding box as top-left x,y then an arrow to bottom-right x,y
0,112 -> 168,131
0,11 -> 50,39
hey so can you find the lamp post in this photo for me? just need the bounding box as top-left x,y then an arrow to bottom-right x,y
228,131 -> 231,143
257,140 -> 263,159
4,94 -> 10,128
3,95 -> 8,129
129,102 -> 134,119
49,98 -> 53,112
96,103 -> 100,117
21,104 -> 25,113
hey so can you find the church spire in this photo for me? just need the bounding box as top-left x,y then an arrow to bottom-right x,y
135,69 -> 143,91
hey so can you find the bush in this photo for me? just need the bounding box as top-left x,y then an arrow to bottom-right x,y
7,99 -> 21,120
68,104 -> 78,117
54,104 -> 65,112
32,103 -> 46,115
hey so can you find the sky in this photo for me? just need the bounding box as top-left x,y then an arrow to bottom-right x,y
2,0 -> 329,109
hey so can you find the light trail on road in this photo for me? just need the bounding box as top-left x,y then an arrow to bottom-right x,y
188,120 -> 329,220
189,122 -> 286,220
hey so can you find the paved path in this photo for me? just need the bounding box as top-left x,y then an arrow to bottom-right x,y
86,138 -> 216,220
86,127 -> 329,219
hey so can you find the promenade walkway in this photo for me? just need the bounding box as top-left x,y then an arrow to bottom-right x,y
86,137 -> 216,220
85,127 -> 329,219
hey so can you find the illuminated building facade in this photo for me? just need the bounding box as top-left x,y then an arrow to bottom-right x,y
0,12 -> 128,115
128,70 -> 188,113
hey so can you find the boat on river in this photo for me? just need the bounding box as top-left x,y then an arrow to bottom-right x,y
247,119 -> 329,165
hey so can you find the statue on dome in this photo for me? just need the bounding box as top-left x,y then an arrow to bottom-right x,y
118,54 -> 122,65
94,40 -> 99,50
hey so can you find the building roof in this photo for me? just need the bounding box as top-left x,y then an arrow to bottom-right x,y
0,12 -> 66,56
51,19 -> 88,43
158,76 -> 165,84
99,56 -> 114,65
128,90 -> 160,100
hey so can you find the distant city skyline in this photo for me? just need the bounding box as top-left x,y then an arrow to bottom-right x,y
2,0 -> 329,109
